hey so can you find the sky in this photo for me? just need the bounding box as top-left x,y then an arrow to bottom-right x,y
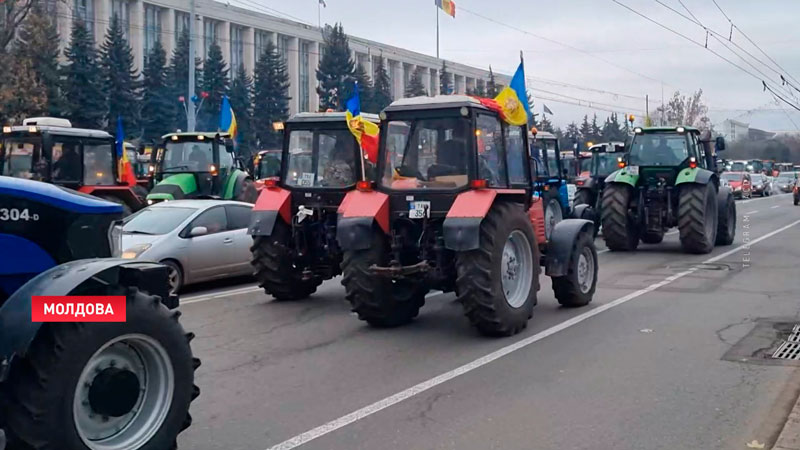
232,0 -> 800,131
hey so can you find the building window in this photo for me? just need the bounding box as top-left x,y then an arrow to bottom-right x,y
299,42 -> 310,112
278,35 -> 289,66
255,30 -> 272,59
143,4 -> 162,59
111,0 -> 130,40
73,0 -> 94,36
204,20 -> 218,55
175,11 -> 190,39
430,69 -> 437,94
230,26 -> 244,78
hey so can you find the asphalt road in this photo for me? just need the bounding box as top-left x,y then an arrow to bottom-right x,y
178,193 -> 800,450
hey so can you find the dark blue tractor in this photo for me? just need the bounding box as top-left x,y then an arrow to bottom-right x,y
0,176 -> 199,449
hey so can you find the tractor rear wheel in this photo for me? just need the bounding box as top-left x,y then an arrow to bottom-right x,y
574,189 -> 592,207
678,183 -> 718,254
640,230 -> 664,244
716,189 -> 736,246
456,202 -> 539,337
341,230 -> 427,327
600,184 -> 639,251
2,287 -> 199,450
251,222 -> 321,301
552,229 -> 597,307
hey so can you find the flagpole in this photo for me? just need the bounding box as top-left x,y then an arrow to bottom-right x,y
318,1 -> 321,29
436,5 -> 440,59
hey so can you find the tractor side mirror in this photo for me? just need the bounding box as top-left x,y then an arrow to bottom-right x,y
223,138 -> 235,150
715,136 -> 726,151
189,226 -> 208,237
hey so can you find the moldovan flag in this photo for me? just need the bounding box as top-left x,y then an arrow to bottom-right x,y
220,95 -> 238,139
115,116 -> 136,187
494,61 -> 530,126
345,82 -> 379,164
435,0 -> 456,17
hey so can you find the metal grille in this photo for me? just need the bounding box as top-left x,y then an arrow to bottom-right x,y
773,341 -> 800,360
788,325 -> 800,343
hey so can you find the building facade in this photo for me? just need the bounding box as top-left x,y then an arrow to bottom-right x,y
55,0 -> 510,115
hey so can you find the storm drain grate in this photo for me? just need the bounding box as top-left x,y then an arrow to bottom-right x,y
773,341 -> 800,360
788,325 -> 800,343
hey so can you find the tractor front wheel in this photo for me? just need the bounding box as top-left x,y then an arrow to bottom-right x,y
341,231 -> 427,327
456,202 -> 539,337
251,222 -> 321,300
2,287 -> 199,450
678,183 -> 718,254
552,229 -> 597,307
600,183 -> 639,251
574,189 -> 592,207
716,189 -> 736,246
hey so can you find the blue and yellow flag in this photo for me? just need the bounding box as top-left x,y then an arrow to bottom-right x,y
220,96 -> 238,139
494,61 -> 530,126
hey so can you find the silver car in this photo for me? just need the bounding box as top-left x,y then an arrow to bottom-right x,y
121,200 -> 254,294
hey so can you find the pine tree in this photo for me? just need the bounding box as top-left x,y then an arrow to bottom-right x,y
487,66 -> 498,97
141,40 -> 173,141
229,64 -> 254,157
201,41 -> 229,131
62,20 -> 105,129
578,115 -> 592,144
526,92 -> 539,128
167,28 -> 202,131
405,67 -> 427,98
253,41 -> 290,148
473,81 -> 487,97
372,56 -> 392,109
353,64 -> 376,113
100,14 -> 140,135
590,114 -> 602,142
439,60 -> 451,95
562,121 -> 580,151
13,4 -> 64,117
316,23 -> 355,110
609,113 -> 625,140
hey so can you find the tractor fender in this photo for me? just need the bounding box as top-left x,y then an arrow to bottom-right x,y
570,203 -> 596,222
605,169 -> 638,187
226,170 -> 250,199
0,259 -> 176,374
336,190 -> 390,251
248,186 -> 291,236
147,173 -> 196,201
675,167 -> 715,186
544,219 -> 594,277
443,190 -> 498,251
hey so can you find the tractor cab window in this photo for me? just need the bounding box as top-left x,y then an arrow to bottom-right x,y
531,138 -> 558,177
284,129 -> 357,188
83,141 -> 116,186
256,152 -> 281,179
476,114 -> 507,187
1,139 -> 38,179
52,141 -> 82,183
160,140 -> 219,173
629,134 -> 688,166
593,152 -> 619,177
505,126 -> 527,185
382,117 -> 470,190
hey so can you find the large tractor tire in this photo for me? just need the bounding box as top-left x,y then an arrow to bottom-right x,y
456,202 -> 539,337
678,183 -> 718,254
251,222 -> 321,301
716,189 -> 736,246
552,229 -> 597,307
600,183 -> 639,251
573,189 -> 593,207
236,178 -> 259,204
3,287 -> 199,450
341,230 -> 427,327
640,230 -> 664,244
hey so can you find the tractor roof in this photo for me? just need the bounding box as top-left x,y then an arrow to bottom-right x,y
533,131 -> 557,140
288,112 -> 380,123
0,176 -> 122,214
162,132 -> 231,139
384,95 -> 489,112
3,125 -> 112,139
637,126 -> 700,134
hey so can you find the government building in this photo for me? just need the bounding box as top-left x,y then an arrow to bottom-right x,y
55,0 -> 511,115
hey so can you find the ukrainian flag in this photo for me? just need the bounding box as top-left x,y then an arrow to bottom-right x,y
494,62 -> 530,126
345,82 -> 379,163
220,96 -> 238,139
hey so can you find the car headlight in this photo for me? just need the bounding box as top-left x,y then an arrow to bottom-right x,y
121,243 -> 152,259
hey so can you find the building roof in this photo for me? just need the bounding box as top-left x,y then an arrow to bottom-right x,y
288,112 -> 380,123
533,131 -> 557,140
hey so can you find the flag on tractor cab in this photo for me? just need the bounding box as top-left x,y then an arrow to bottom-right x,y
115,116 -> 136,187
220,95 -> 238,140
345,82 -> 379,164
494,61 -> 530,126
435,0 -> 456,17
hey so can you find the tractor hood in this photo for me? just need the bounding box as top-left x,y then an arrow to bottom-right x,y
147,173 -> 198,201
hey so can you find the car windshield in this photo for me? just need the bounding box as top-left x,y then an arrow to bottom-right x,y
160,140 -> 231,173
730,162 -> 746,171
123,206 -> 197,235
628,133 -> 688,166
721,173 -> 743,181
593,153 -> 620,177
0,138 -> 37,179
284,129 -> 357,188
381,117 -> 470,190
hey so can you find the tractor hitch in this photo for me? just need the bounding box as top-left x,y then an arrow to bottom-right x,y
369,261 -> 430,279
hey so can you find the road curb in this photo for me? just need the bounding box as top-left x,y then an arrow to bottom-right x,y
773,395 -> 800,449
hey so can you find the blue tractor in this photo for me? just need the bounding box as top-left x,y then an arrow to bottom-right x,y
0,176 -> 199,449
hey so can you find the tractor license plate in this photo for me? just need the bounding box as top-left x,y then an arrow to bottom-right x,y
409,201 -> 431,219
299,172 -> 314,187
626,165 -> 639,175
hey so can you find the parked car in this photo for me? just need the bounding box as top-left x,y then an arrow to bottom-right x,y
721,171 -> 752,199
729,160 -> 747,172
121,199 -> 254,294
750,173 -> 771,196
774,172 -> 799,193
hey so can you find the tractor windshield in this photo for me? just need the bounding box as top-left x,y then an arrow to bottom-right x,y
257,152 -> 281,180
82,141 -> 116,186
730,161 -> 746,171
593,152 -> 620,177
160,140 -> 229,173
0,139 -> 38,179
284,129 -> 357,188
628,133 -> 688,166
381,117 -> 470,190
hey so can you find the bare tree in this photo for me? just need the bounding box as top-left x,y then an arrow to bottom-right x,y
653,89 -> 711,130
0,0 -> 35,54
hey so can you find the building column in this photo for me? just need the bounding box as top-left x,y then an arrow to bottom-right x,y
129,0 -> 144,72
56,1 -> 72,56
287,36 -> 300,114
93,0 -> 109,43
162,8 -> 176,58
420,67 -> 431,95
430,68 -> 439,95
466,77 -> 476,93
367,48 -> 374,82
244,27 -> 255,75
197,16 -> 206,61
392,60 -> 404,99
218,21 -> 231,68
309,41 -> 321,112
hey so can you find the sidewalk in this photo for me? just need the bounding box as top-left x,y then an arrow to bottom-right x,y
775,395 -> 800,449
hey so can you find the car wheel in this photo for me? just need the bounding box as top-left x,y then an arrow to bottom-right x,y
160,260 -> 184,295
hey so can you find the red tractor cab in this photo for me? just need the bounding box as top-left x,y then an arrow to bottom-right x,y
336,95 -> 598,336
0,117 -> 146,215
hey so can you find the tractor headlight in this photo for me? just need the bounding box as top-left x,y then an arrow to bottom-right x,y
121,243 -> 152,259
108,221 -> 124,257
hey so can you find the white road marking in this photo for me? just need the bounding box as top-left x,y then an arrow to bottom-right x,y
745,210 -> 759,215
598,248 -> 610,254
772,205 -> 781,209
264,219 -> 800,450
666,230 -> 679,235
740,193 -> 790,204
182,285 -> 262,305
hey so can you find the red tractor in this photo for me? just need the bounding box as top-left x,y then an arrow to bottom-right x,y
248,112 -> 379,299
336,96 -> 598,336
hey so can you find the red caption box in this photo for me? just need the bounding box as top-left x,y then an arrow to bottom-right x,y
32,296 -> 127,322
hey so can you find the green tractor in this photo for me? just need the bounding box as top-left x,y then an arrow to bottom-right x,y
146,132 -> 258,204
601,126 -> 736,254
